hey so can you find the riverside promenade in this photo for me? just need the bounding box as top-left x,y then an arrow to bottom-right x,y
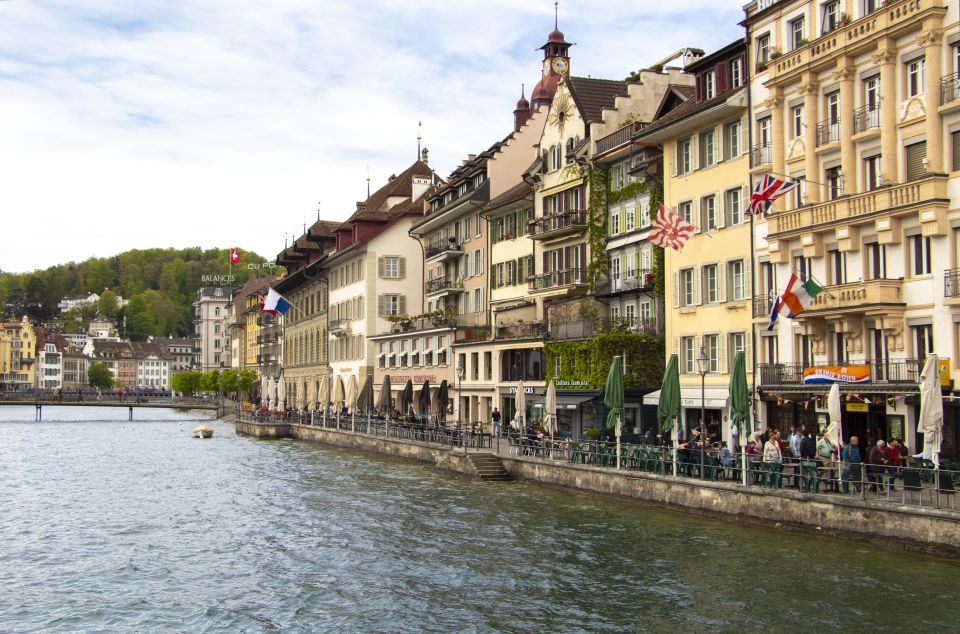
232,410 -> 960,557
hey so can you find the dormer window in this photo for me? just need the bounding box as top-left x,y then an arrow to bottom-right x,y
704,71 -> 716,99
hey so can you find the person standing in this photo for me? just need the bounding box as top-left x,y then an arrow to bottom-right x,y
841,436 -> 863,493
491,407 -> 501,436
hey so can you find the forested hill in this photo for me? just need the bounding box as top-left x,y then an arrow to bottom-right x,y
0,247 -> 277,340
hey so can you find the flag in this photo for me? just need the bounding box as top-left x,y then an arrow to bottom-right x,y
230,248 -> 240,264
260,288 -> 292,316
766,274 -> 797,331
748,174 -> 798,217
777,273 -> 823,321
649,204 -> 695,252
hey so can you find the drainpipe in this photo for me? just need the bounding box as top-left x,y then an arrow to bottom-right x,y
743,19 -> 759,437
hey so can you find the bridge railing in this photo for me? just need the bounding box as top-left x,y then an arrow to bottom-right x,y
0,391 -> 216,407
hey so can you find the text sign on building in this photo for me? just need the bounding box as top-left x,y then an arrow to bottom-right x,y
202,274 -> 236,284
508,387 -> 535,394
846,402 -> 869,413
555,379 -> 590,388
802,365 -> 870,384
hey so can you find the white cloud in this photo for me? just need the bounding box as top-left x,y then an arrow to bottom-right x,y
0,0 -> 743,272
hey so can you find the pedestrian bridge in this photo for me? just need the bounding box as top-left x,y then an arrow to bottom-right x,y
0,395 -> 221,420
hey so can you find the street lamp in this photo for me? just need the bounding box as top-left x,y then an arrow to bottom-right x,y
696,344 -> 710,480
456,358 -> 465,451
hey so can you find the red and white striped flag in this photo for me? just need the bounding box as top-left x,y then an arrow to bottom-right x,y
649,204 -> 695,252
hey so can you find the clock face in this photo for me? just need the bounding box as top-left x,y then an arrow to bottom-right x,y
551,57 -> 568,75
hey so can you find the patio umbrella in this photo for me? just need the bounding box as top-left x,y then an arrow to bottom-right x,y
728,351 -> 750,485
603,357 -> 625,469
435,380 -> 449,426
375,375 -> 392,417
260,375 -> 269,408
657,354 -> 681,477
266,376 -> 275,410
515,380 -> 527,433
358,375 -> 374,415
346,375 -> 358,432
418,380 -> 431,420
400,380 -> 414,417
306,379 -> 316,412
318,375 -> 330,424
544,380 -> 558,437
332,375 -> 345,423
824,382 -> 843,490
276,377 -> 285,410
918,354 -> 943,467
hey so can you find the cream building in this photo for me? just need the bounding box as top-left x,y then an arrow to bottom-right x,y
744,0 -> 960,459
0,316 -> 37,390
193,286 -> 234,371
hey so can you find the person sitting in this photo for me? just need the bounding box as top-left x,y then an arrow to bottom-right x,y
745,440 -> 758,456
718,441 -> 734,468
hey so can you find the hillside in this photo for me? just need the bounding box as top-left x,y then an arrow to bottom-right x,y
0,247 -> 277,340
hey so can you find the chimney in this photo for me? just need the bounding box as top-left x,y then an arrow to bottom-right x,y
421,147 -> 429,165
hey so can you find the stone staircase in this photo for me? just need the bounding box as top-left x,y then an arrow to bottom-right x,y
467,453 -> 512,482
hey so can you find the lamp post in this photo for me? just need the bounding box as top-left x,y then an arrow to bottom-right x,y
456,358 -> 465,451
696,344 -> 710,480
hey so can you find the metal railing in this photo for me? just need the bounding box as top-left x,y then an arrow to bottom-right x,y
548,317 -> 659,341
495,321 -> 545,340
753,295 -> 775,318
528,210 -> 587,238
528,268 -> 586,291
426,276 -> 464,294
595,121 -> 646,155
816,118 -> 840,146
942,72 -> 960,106
759,359 -> 921,386
852,105 -> 880,134
750,143 -> 772,166
425,238 -> 464,259
945,268 -> 960,298
595,271 -> 654,294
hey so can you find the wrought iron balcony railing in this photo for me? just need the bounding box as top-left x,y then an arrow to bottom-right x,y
528,210 -> 587,239
942,72 -> 960,106
852,106 -> 880,134
750,143 -> 772,167
816,118 -> 840,146
759,359 -> 921,386
528,268 -> 587,291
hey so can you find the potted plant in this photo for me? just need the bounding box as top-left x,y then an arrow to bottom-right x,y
769,45 -> 782,60
585,427 -> 601,440
838,12 -> 851,26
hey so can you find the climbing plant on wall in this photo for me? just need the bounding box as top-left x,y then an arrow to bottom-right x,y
545,332 -> 665,390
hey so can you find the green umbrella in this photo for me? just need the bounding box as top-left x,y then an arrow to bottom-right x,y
604,356 -> 625,469
728,351 -> 750,442
658,354 -> 681,434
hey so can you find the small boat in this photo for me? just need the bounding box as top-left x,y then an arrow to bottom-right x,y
193,424 -> 214,439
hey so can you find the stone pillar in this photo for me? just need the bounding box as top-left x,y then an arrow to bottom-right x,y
920,21 -> 944,173
873,41 -> 898,185
799,73 -> 820,203
835,58 -> 857,194
766,88 -> 786,211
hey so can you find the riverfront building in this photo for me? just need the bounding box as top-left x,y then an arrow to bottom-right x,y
744,0 -> 960,459
0,316 -> 38,390
193,286 -> 234,371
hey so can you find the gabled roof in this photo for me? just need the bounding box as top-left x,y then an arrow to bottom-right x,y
566,77 -> 630,125
484,181 -> 533,212
651,85 -> 694,122
355,159 -> 434,217
636,87 -> 745,140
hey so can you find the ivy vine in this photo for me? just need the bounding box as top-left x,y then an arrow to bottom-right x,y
545,332 -> 665,390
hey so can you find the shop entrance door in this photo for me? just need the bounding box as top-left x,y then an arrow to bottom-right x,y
842,404 -> 887,445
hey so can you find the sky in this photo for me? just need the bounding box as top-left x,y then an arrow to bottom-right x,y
0,0 -> 744,273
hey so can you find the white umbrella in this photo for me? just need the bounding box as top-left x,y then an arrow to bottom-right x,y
332,375 -> 345,425
276,377 -> 285,410
346,375 -> 358,432
515,380 -> 527,434
918,354 -> 943,467
318,375 -> 330,425
267,376 -> 276,410
544,380 -> 558,436
824,382 -> 843,489
260,375 -> 269,408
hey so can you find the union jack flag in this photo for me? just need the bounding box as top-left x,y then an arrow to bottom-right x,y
748,174 -> 798,217
649,204 -> 695,252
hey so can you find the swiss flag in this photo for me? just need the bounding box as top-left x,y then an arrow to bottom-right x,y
230,248 -> 240,264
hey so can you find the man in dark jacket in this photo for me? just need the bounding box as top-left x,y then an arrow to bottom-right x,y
800,431 -> 817,460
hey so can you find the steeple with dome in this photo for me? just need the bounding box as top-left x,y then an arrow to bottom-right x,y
529,1 -> 571,111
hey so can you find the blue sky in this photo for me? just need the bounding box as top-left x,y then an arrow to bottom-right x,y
0,1 -> 744,272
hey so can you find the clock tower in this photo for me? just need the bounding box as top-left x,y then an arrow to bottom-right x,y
530,5 -> 571,111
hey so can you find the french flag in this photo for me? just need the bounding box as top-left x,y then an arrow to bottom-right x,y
260,288 -> 292,316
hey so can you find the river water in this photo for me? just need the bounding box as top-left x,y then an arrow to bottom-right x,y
1,406 -> 958,632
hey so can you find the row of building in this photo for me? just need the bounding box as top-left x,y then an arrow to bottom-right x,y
198,1 -> 960,459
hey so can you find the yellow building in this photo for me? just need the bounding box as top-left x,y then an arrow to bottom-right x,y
744,0 -> 960,454
635,40 -> 752,439
0,316 -> 38,389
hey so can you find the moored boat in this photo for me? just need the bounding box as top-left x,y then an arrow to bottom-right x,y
192,424 -> 214,439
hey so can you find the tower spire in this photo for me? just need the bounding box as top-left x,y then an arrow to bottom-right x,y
366,164 -> 371,198
416,121 -> 422,160
554,0 -> 558,30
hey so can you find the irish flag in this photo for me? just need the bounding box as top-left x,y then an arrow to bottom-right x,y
768,274 -> 823,330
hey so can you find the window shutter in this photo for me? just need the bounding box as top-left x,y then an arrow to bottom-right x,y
672,143 -> 679,177
905,141 -> 927,182
490,264 -> 497,288
377,257 -> 385,278
377,295 -> 385,317
716,193 -> 726,229
718,263 -> 727,303
672,272 -> 680,308
399,295 -> 407,315
952,131 -> 960,171
716,62 -> 728,92
673,337 -> 680,356
398,257 -> 406,279
479,248 -> 484,272
719,335 -> 728,374
744,258 -> 753,302
527,256 -> 534,279
690,199 -> 701,232
694,267 -> 702,305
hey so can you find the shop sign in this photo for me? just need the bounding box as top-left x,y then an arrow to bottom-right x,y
802,365 -> 870,384
939,359 -> 951,387
201,274 -> 236,284
846,402 -> 869,413
555,379 -> 590,388
508,387 -> 535,394
390,374 -> 437,383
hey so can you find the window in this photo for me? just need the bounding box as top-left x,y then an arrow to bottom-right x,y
764,335 -> 779,363
913,324 -> 933,365
611,162 -> 626,190
704,264 -> 719,303
383,256 -> 401,278
758,117 -> 772,148
704,334 -> 719,373
864,155 -> 881,191
677,137 -> 693,174
681,337 -> 696,373
826,91 -> 840,125
725,120 -> 742,158
906,57 -> 925,97
678,201 -> 693,225
730,57 -> 744,88
701,195 -> 717,231
611,256 -> 621,281
864,0 -> 879,14
953,130 -> 960,171
680,269 -> 695,306
792,175 -> 806,208
826,166 -> 842,200
828,248 -> 847,285
834,332 -> 849,363
214,324 -> 220,334
794,254 -> 811,280
730,332 -> 747,371
699,130 -> 716,167
384,294 -> 401,316
473,249 -> 482,276
792,105 -> 804,138
704,70 -> 716,99
726,188 -> 743,225
790,16 -> 805,49
864,76 -> 880,111
905,141 -> 927,181
756,33 -> 770,66
911,235 -> 931,276
821,0 -> 840,34
865,242 -> 886,280
798,333 -> 815,367
729,260 -> 745,300
609,209 -> 620,236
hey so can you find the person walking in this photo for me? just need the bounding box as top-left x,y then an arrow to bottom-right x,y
817,430 -> 837,491
491,407 -> 501,436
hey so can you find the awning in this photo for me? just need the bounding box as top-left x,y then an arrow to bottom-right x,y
643,387 -> 730,408
530,393 -> 597,407
494,342 -> 543,351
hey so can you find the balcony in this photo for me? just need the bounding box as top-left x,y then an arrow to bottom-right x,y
595,121 -> 646,156
852,106 -> 880,134
945,269 -> 960,298
425,237 -> 464,262
767,0 -> 947,82
330,319 -> 351,337
496,321 -> 545,340
256,314 -> 277,327
256,334 -> 279,346
943,72 -> 960,106
753,295 -> 776,319
759,359 -> 921,387
425,276 -> 465,297
528,268 -> 587,292
548,317 -> 660,341
768,175 -> 948,239
385,315 -> 454,334
528,210 -> 587,240
256,354 -> 276,365
750,143 -> 772,167
816,118 -> 839,146
802,279 -> 904,316
595,271 -> 654,295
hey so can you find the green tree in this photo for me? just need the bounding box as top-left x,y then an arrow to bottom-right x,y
199,369 -> 221,393
88,363 -> 114,389
98,289 -> 120,317
171,371 -> 202,395
125,290 -> 178,341
85,259 -> 115,293
220,369 -> 239,395
237,369 -> 257,398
